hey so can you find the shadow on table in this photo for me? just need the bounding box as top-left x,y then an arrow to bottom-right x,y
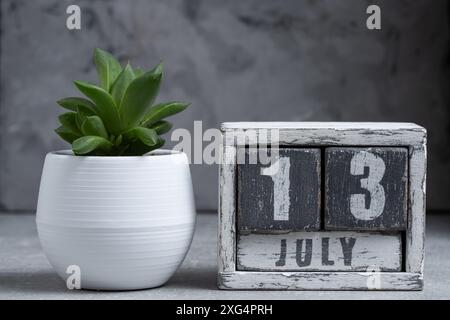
166,265 -> 218,291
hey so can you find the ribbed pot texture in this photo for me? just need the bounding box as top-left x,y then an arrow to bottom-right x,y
36,150 -> 196,290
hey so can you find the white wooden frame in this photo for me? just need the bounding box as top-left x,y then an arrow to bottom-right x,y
218,122 -> 426,290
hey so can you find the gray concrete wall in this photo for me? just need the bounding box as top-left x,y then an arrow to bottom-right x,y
0,0 -> 449,212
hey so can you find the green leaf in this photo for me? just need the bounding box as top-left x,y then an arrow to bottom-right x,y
57,97 -> 96,115
115,134 -> 123,146
81,116 -> 108,139
129,127 -> 158,146
119,63 -> 163,129
55,126 -> 80,144
134,68 -> 145,77
141,102 -> 189,127
150,120 -> 172,135
75,107 -> 89,131
58,112 -> 82,135
153,137 -> 166,150
74,80 -> 122,134
122,137 -> 165,156
111,63 -> 135,107
122,141 -> 151,156
94,48 -> 122,92
151,62 -> 164,75
72,136 -> 114,155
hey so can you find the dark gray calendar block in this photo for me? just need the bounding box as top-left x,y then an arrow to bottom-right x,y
238,148 -> 321,232
325,147 -> 408,230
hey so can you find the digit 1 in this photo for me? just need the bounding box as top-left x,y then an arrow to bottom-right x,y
260,157 -> 290,221
350,151 -> 386,220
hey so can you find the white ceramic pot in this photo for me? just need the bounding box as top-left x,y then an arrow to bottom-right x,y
36,150 -> 196,290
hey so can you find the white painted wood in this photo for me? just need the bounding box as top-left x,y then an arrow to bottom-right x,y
222,122 -> 425,130
222,122 -> 426,146
237,232 -> 402,272
406,144 -> 427,273
218,122 -> 427,290
218,144 -> 237,273
218,272 -> 423,291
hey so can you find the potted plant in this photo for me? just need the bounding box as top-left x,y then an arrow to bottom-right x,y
36,49 -> 196,290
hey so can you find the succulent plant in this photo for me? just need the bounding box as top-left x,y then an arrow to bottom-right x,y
55,48 -> 189,156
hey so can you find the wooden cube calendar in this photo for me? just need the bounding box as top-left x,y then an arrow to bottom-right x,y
218,122 -> 426,290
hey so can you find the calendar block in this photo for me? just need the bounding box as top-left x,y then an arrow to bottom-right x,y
237,231 -> 402,272
218,122 -> 427,291
324,147 -> 408,230
238,148 -> 321,232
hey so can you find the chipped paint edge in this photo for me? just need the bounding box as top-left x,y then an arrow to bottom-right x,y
218,271 -> 423,291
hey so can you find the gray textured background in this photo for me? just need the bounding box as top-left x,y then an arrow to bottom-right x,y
0,0 -> 448,212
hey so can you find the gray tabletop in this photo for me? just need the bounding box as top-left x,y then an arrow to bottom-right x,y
0,212 -> 449,300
